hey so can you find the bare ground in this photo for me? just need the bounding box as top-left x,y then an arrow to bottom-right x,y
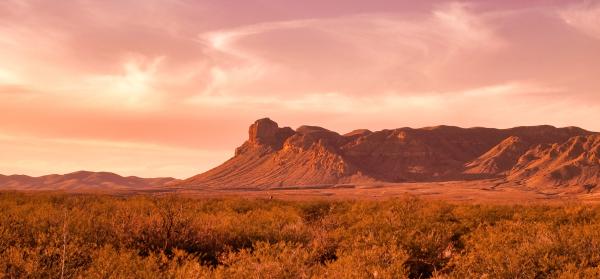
168,179 -> 600,204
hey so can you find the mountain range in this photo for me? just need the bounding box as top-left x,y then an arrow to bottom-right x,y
2,118 -> 599,194
0,171 -> 178,191
179,118 -> 600,192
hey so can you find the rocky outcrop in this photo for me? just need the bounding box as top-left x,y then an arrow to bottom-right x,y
235,118 -> 295,155
180,118 -> 599,190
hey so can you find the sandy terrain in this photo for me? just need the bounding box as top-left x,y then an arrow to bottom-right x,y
168,179 -> 600,203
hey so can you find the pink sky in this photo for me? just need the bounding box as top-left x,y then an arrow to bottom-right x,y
1,0 -> 600,178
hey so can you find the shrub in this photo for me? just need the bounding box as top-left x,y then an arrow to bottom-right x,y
2,192 -> 600,278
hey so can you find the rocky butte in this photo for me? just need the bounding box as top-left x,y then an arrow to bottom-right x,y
180,118 -> 600,192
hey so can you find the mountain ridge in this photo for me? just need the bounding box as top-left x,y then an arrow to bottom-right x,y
0,170 -> 179,191
179,118 -> 599,191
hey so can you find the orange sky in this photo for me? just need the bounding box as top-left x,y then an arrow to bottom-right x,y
1,0 -> 600,178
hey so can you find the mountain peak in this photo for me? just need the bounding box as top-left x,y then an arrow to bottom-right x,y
248,118 -> 279,144
236,118 -> 295,155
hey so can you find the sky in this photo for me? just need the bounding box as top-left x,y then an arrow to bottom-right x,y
1,0 -> 600,178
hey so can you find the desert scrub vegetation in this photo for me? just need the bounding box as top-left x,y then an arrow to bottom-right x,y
2,192 -> 600,278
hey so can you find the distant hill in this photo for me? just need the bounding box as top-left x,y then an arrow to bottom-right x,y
0,171 -> 178,191
179,118 -> 599,192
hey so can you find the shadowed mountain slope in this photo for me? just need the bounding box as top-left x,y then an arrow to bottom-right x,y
508,135 -> 600,190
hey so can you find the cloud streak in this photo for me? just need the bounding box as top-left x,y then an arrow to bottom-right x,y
559,1 -> 600,39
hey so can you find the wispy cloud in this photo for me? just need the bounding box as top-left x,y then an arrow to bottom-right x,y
559,1 -> 600,39
193,2 -> 505,99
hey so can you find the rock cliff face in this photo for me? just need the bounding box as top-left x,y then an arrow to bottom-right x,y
180,118 -> 599,190
236,118 -> 295,155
